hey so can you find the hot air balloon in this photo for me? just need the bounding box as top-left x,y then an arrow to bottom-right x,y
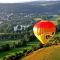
33,20 -> 56,44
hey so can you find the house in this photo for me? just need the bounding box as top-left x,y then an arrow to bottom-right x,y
14,25 -> 30,32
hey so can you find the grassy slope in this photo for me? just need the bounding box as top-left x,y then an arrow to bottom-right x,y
0,32 -> 60,60
0,41 -> 39,60
21,45 -> 60,60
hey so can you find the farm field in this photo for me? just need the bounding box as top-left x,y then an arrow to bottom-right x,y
0,32 -> 60,60
0,40 -> 40,60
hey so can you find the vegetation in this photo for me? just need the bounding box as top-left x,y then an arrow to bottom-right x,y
0,31 -> 59,60
0,1 -> 59,60
0,14 -> 59,60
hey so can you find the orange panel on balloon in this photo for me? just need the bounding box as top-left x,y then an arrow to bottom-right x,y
33,20 -> 56,44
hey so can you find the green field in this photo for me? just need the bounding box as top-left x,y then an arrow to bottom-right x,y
0,40 -> 40,60
0,32 -> 60,60
0,40 -> 20,46
55,32 -> 60,37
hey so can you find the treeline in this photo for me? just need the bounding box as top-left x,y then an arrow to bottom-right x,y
0,25 -> 33,40
0,40 -> 27,52
0,33 -> 21,40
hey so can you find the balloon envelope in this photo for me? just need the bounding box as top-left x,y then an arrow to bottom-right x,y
33,20 -> 56,44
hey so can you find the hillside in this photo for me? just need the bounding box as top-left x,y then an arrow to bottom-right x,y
0,1 -> 60,14
21,45 -> 60,60
0,1 -> 60,33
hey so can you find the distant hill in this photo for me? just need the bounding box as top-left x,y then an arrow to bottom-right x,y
0,1 -> 59,33
0,1 -> 60,14
21,45 -> 60,60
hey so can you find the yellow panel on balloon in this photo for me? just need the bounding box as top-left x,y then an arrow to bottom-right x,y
33,20 -> 56,44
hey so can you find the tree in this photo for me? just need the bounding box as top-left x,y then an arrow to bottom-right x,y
1,44 -> 10,51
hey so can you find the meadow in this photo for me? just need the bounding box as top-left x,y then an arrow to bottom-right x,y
0,32 -> 60,60
0,39 -> 40,60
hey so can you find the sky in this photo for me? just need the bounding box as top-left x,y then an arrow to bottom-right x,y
0,0 -> 59,3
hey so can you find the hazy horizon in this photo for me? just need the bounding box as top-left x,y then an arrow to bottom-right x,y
0,0 -> 59,3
